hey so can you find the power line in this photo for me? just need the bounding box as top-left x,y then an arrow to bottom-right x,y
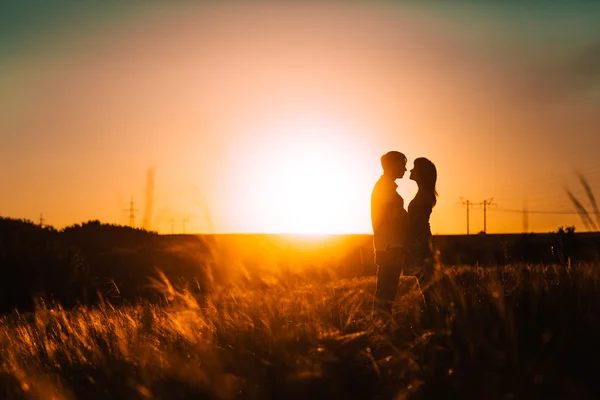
493,206 -> 600,233
168,217 -> 191,234
456,198 -> 595,232
492,208 -> 600,215
458,198 -> 495,234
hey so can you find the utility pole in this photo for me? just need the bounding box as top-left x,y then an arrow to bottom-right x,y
481,198 -> 494,234
39,213 -> 44,228
523,206 -> 529,233
182,217 -> 189,234
170,218 -> 175,234
458,198 -> 472,235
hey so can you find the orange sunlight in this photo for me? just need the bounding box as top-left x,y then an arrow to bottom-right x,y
238,113 -> 377,234
4,2 -> 598,234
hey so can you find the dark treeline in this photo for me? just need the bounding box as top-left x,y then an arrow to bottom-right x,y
431,228 -> 600,267
0,218 -> 215,314
1,217 -> 599,314
0,218 -> 367,314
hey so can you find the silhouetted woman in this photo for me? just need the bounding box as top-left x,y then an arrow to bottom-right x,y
406,157 -> 438,286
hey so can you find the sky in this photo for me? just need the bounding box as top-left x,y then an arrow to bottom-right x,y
1,1 -> 600,234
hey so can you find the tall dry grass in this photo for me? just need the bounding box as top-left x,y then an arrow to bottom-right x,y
2,263 -> 600,399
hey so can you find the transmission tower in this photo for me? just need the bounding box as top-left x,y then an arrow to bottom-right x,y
125,197 -> 138,228
39,213 -> 44,228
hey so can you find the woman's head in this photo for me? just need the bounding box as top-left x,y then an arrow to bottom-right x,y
410,157 -> 438,202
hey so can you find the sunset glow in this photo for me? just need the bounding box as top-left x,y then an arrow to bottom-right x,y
241,113 -> 375,234
1,2 -> 599,234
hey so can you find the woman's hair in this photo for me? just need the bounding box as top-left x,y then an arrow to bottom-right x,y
414,157 -> 438,206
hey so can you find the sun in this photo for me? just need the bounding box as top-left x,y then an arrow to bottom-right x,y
243,113 -> 374,234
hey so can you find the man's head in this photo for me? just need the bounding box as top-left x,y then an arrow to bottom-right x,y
381,151 -> 407,180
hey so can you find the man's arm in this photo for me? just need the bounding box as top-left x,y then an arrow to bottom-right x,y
371,198 -> 392,234
372,184 -> 394,234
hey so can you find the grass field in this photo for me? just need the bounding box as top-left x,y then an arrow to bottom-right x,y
2,262 -> 600,400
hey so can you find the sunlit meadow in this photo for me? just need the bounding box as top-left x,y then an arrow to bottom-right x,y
2,260 -> 600,400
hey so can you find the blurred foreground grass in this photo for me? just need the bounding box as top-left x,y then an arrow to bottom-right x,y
1,263 -> 600,399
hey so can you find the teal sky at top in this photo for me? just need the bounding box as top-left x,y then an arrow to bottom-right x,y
2,1 -> 600,51
3,1 -> 599,128
3,1 -> 600,74
1,2 -> 119,53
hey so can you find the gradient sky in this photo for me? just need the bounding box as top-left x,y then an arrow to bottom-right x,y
1,1 -> 600,234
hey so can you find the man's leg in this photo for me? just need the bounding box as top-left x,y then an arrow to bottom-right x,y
372,249 -> 404,319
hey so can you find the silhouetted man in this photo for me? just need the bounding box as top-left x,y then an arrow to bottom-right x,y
371,151 -> 408,319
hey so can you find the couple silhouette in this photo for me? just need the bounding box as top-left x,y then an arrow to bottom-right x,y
371,151 -> 438,320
